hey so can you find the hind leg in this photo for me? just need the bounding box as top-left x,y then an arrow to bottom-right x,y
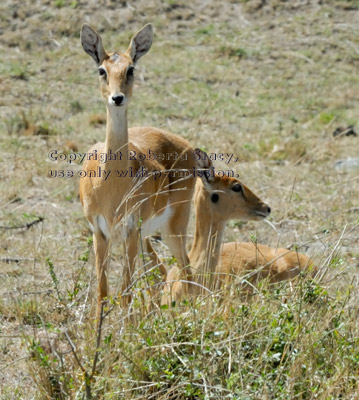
161,207 -> 194,298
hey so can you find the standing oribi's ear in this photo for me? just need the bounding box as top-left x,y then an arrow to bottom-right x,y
81,24 -> 108,66
194,148 -> 215,184
126,24 -> 153,64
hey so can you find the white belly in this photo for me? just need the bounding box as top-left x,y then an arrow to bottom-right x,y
141,202 -> 173,237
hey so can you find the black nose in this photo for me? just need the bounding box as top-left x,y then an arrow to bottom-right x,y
267,206 -> 271,214
112,94 -> 124,106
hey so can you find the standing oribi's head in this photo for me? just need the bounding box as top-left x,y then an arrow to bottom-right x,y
81,23 -> 153,109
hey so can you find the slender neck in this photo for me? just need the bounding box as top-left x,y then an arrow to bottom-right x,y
189,190 -> 226,278
104,106 -> 129,156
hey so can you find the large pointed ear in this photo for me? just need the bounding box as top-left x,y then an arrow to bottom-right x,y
81,24 -> 108,66
127,24 -> 153,64
194,148 -> 215,184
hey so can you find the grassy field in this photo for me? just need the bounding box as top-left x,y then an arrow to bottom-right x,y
1,0 -> 359,398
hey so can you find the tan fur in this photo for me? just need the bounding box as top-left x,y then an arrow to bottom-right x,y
79,25 -> 196,319
163,172 -> 271,303
159,157 -> 315,304
218,242 -> 315,285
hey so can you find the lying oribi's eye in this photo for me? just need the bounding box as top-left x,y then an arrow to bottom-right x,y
211,193 -> 219,203
232,183 -> 242,193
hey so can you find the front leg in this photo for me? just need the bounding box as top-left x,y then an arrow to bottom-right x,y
121,228 -> 139,308
93,230 -> 110,322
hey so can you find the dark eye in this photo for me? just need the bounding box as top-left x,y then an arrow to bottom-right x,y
127,66 -> 135,78
98,68 -> 106,77
232,183 -> 242,193
211,193 -> 219,203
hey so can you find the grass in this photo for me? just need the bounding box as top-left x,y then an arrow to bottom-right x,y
0,0 -> 359,398
20,276 -> 359,399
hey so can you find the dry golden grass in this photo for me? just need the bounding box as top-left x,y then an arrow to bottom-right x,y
0,0 -> 359,398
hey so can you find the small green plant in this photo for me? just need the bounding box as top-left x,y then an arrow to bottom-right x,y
319,111 -> 336,124
166,256 -> 177,266
9,62 -> 29,80
46,257 -> 61,301
15,299 -> 42,325
70,100 -> 83,113
219,45 -> 248,59
28,337 -> 73,399
243,143 -> 256,152
54,0 -> 65,8
249,233 -> 257,243
196,24 -> 215,35
78,249 -> 89,262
